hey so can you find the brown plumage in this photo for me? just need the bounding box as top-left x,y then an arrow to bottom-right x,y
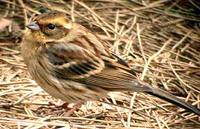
21,11 -> 200,115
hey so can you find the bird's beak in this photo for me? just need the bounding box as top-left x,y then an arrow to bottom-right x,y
26,22 -> 40,31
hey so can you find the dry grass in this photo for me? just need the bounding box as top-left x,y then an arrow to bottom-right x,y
0,0 -> 200,128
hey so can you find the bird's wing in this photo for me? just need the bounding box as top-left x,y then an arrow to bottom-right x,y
44,42 -> 106,79
44,41 -> 142,91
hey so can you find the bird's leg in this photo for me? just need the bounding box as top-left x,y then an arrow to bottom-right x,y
63,101 -> 84,117
46,101 -> 69,110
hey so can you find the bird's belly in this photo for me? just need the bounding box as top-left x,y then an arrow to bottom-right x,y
28,64 -> 103,103
34,75 -> 102,103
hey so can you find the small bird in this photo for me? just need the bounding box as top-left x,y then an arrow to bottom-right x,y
21,11 -> 200,116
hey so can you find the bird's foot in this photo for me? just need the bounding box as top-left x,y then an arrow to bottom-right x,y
63,101 -> 84,117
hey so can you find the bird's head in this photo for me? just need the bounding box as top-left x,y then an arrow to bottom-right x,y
26,11 -> 72,43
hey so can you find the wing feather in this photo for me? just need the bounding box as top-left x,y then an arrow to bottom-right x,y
45,42 -> 105,79
44,40 -> 136,91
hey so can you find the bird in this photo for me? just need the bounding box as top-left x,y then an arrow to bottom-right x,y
21,11 -> 200,116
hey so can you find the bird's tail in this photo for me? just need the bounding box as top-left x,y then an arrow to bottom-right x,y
135,83 -> 200,116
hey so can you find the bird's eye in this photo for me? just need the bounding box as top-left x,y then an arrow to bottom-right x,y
47,23 -> 56,30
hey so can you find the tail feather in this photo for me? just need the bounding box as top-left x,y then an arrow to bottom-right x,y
138,84 -> 200,116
